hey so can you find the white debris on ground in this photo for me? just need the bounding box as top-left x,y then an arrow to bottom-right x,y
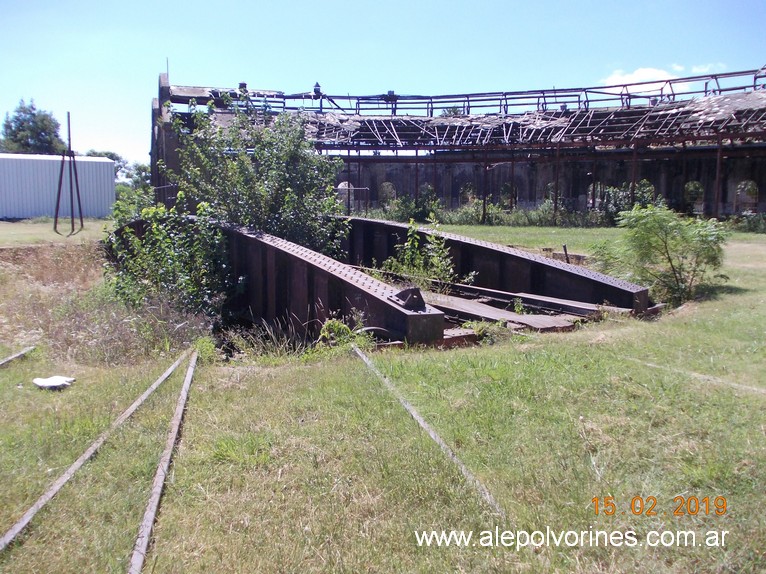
32,376 -> 75,390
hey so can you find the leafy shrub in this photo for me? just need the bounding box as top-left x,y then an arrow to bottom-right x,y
507,199 -> 558,226
194,335 -> 219,364
597,179 -> 658,225
436,198 -> 610,227
464,320 -> 513,345
727,211 -> 766,233
384,185 -> 443,223
380,219 -> 474,289
111,182 -> 155,229
592,205 -> 729,306
318,318 -> 353,346
106,194 -> 231,319
369,180 -> 661,229
437,199 -> 511,225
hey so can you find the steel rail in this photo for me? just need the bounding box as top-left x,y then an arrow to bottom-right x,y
0,346 -> 35,368
353,345 -> 506,520
129,351 -> 198,574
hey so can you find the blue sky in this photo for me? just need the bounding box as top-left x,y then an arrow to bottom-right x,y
1,0 -> 764,165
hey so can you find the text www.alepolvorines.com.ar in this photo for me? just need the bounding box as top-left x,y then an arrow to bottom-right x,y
414,526 -> 729,550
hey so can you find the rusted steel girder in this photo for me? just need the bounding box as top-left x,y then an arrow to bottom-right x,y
222,226 -> 445,344
345,218 -> 650,313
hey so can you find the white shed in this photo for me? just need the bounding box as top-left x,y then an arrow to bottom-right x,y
0,153 -> 115,219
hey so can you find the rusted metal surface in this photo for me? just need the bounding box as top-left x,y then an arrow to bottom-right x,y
303,92 -> 766,152
153,68 -> 766,216
53,113 -> 84,236
160,68 -> 766,153
120,217 -> 643,340
345,217 -> 650,313
449,284 -> 631,318
222,226 -> 445,344
423,292 -> 577,332
164,68 -> 765,120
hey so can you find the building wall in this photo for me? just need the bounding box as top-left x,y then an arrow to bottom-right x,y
0,153 -> 115,219
337,152 -> 766,216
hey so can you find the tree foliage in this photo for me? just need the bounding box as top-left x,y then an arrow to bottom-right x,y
597,179 -> 658,224
112,162 -> 154,229
107,95 -> 347,325
167,97 -> 347,257
107,195 -> 231,319
86,149 -> 127,179
1,99 -> 66,155
593,204 -> 729,306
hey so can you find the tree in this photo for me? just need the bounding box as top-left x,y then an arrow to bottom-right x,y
1,99 -> 65,155
107,95 -> 348,323
86,150 -> 128,179
125,162 -> 151,190
592,204 -> 728,305
168,96 -> 347,257
440,106 -> 463,117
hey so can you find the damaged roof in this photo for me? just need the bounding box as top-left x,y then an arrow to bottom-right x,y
164,66 -> 766,151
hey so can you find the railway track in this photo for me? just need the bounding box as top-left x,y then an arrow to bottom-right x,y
0,349 -> 198,569
1,342 -> 511,570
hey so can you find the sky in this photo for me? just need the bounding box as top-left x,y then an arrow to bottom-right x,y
1,0 -> 764,166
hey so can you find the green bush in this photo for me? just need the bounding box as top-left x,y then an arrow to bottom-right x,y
111,182 -> 155,229
369,180 -> 660,229
384,185 -> 443,223
598,179 -> 658,225
437,199 -> 511,225
106,195 -> 231,319
592,204 -> 729,306
169,99 -> 348,258
380,219 -> 474,289
727,211 -> 766,233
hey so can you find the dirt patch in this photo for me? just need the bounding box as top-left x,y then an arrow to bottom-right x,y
0,243 -> 104,289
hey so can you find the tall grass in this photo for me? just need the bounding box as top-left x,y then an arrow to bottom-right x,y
0,243 -> 209,366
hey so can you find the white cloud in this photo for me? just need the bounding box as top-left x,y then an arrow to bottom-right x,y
691,63 -> 726,74
599,67 -> 682,95
601,67 -> 677,86
598,64 -> 732,99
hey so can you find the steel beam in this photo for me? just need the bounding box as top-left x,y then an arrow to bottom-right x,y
346,218 -> 650,313
221,226 -> 445,344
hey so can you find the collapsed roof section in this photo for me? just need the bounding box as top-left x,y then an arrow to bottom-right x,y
161,67 -> 766,153
302,91 -> 766,150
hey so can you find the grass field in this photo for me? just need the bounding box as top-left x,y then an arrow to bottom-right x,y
0,220 -> 764,572
0,218 -> 110,245
439,224 -> 624,254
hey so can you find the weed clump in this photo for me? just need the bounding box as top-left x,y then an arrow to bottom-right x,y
379,219 -> 475,291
